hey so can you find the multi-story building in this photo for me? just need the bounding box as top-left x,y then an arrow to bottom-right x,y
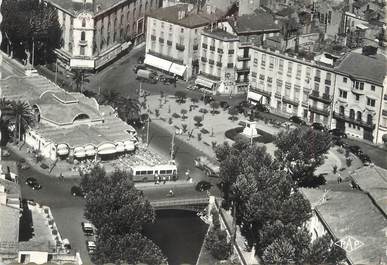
145,3 -> 224,80
45,0 -> 161,70
244,45 -> 337,127
197,27 -> 239,94
332,49 -> 387,144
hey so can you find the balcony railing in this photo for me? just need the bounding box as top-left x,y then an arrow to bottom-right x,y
325,79 -> 331,86
314,77 -> 321,83
333,112 -> 375,129
351,87 -> 365,95
159,37 -> 165,43
382,110 -> 387,116
236,66 -> 250,73
216,62 -> 222,67
79,40 -> 87,46
283,96 -> 299,106
309,105 -> 329,116
237,55 -> 251,61
249,87 -> 271,97
309,90 -> 332,103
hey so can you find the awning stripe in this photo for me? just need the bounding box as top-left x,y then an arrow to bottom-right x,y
195,77 -> 216,89
170,63 -> 187,76
144,54 -> 173,72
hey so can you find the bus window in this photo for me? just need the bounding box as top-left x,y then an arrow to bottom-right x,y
166,170 -> 172,174
141,171 -> 147,175
135,171 -> 141,176
147,170 -> 153,174
154,170 -> 158,174
160,170 -> 166,174
173,170 -> 176,175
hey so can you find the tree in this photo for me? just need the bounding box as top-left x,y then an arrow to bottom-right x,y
81,167 -> 166,264
274,127 -> 332,187
210,101 -> 220,115
262,237 -> 296,265
191,96 -> 199,104
72,69 -> 90,92
307,234 -> 346,265
98,89 -> 120,107
193,115 -> 203,127
1,0 -> 61,64
175,91 -> 187,104
10,100 -> 34,142
0,99 -> 13,146
180,109 -> 188,119
228,107 -> 239,121
116,98 -> 141,125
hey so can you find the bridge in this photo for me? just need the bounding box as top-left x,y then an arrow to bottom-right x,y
150,197 -> 210,212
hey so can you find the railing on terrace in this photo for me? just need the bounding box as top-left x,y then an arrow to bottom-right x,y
249,87 -> 271,97
333,112 -> 375,129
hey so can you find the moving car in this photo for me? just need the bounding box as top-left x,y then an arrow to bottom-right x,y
348,145 -> 362,156
328,128 -> 347,138
310,122 -> 326,132
86,240 -> 97,254
289,116 -> 307,126
81,222 -> 94,236
71,186 -> 85,197
25,177 -> 42,190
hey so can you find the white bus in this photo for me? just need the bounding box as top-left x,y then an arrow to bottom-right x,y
129,161 -> 178,182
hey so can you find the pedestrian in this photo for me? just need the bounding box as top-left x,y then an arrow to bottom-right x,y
168,189 -> 174,197
163,176 -> 166,184
185,169 -> 190,180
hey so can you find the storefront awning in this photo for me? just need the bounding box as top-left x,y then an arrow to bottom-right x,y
57,149 -> 69,156
144,54 -> 173,72
195,76 -> 216,89
355,23 -> 368,30
124,140 -> 135,151
74,148 -> 86,158
98,143 -> 116,155
170,63 -> 187,77
115,143 -> 125,153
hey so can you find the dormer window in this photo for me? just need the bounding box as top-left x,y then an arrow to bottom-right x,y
82,18 -> 86,27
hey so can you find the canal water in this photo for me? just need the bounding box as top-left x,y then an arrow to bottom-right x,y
143,210 -> 209,265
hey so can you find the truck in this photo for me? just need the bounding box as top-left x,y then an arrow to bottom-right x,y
194,156 -> 220,177
136,69 -> 157,84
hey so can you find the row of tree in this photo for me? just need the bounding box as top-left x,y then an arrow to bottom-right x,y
1,0 -> 62,65
80,167 -> 167,265
215,128 -> 345,264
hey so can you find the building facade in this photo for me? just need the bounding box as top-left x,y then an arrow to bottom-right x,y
245,45 -> 336,126
45,0 -> 162,70
332,50 -> 387,143
145,4 -> 224,80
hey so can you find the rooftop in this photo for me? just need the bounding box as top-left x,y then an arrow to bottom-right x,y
231,10 -> 280,34
0,204 -> 20,251
335,51 -> 387,85
202,28 -> 239,41
45,0 -> 128,16
351,166 -> 387,216
302,188 -> 387,265
148,4 -> 225,28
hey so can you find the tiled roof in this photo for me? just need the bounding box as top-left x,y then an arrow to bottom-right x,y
232,10 -> 280,34
45,0 -> 127,16
148,4 -> 225,28
335,51 -> 387,85
301,188 -> 387,265
351,166 -> 387,216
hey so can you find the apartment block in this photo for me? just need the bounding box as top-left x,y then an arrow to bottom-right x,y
145,4 -> 224,80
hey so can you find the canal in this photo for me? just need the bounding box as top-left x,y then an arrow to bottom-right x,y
143,209 -> 209,265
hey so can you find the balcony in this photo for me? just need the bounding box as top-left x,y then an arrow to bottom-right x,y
309,90 -> 332,104
236,79 -> 249,85
176,43 -> 185,51
79,40 -> 87,46
309,105 -> 329,117
209,46 -> 215,51
351,87 -> 365,95
384,94 -> 387,101
159,37 -> 164,43
283,96 -> 299,106
167,40 -> 172,46
202,44 -> 208,49
216,62 -> 222,67
249,87 -> 271,98
314,77 -> 321,83
237,55 -> 251,61
333,112 -> 376,129
275,92 -> 281,99
236,65 -> 250,73
383,110 -> 387,116
325,79 -> 331,86
193,44 -> 198,50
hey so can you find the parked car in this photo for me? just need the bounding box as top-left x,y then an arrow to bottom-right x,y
348,145 -> 362,156
81,222 -> 94,236
219,101 -> 230,110
289,116 -> 307,126
132,64 -> 147,73
311,122 -> 326,132
86,240 -> 97,254
328,128 -> 347,138
358,153 -> 372,165
71,186 -> 85,197
25,177 -> 42,190
195,181 -> 212,192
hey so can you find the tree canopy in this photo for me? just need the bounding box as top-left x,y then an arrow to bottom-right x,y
81,167 -> 166,265
1,0 -> 61,64
216,130 -> 343,264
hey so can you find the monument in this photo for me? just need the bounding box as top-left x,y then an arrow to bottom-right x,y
241,120 -> 259,138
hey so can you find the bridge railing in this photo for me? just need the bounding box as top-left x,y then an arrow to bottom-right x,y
150,197 -> 209,208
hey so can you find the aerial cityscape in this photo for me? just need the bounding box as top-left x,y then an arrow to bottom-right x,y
0,0 -> 386,264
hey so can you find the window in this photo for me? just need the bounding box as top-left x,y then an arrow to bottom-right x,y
227,63 -> 233,68
339,106 -> 345,115
259,74 -> 265,80
356,111 -> 362,121
169,24 -> 173,31
251,72 -> 257,77
253,58 -> 258,65
367,97 -> 375,107
371,85 -> 375,91
350,109 -> 355,119
82,18 -> 86,27
355,94 -> 360,101
269,56 -> 274,69
326,72 -> 331,81
324,86 -> 330,95
305,67 -> 311,82
267,77 -> 273,83
261,54 -> 266,67
367,114 -> 373,124
296,64 -> 302,79
228,49 -> 234,54
339,89 -> 347,99
80,46 -> 85,55
287,62 -> 293,76
180,28 -> 184,33
81,31 -> 86,41
360,82 -> 364,90
279,59 -> 284,72
343,77 -> 347,83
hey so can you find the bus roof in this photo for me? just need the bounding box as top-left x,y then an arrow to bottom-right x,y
130,164 -> 177,171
